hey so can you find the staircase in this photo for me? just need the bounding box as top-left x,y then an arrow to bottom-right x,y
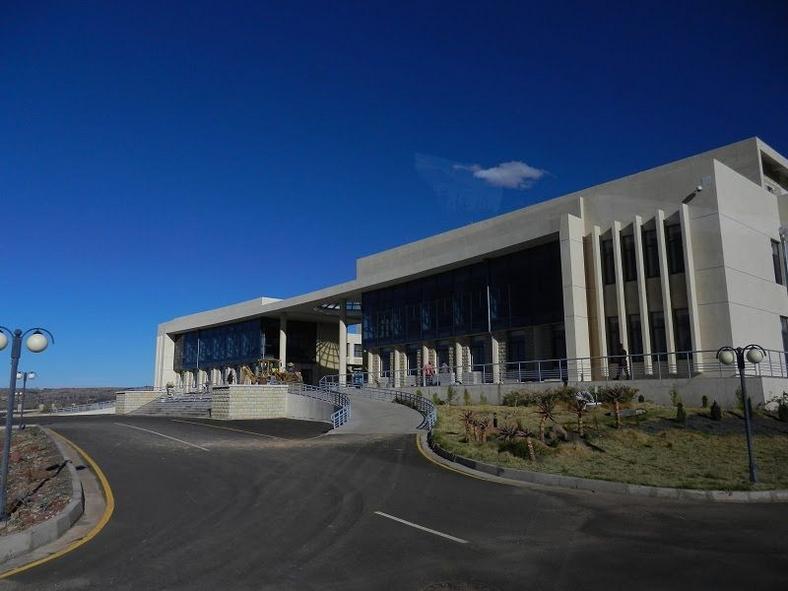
130,393 -> 212,418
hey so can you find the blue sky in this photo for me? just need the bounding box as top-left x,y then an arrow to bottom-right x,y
2,1 -> 786,387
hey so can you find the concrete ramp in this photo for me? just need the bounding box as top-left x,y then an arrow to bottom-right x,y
330,395 -> 422,434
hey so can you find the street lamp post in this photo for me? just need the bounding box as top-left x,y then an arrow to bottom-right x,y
0,327 -> 54,522
716,344 -> 765,484
16,371 -> 36,430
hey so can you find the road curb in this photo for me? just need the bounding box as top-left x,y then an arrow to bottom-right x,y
420,431 -> 788,503
0,428 -> 85,565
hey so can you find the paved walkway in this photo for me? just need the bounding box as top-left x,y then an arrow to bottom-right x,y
331,395 -> 422,434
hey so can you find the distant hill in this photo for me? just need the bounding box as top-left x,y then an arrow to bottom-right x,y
0,387 -> 146,409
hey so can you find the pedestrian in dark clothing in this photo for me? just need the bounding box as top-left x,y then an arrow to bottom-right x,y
615,344 -> 630,380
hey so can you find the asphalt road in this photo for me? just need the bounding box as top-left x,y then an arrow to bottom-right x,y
3,414 -> 788,591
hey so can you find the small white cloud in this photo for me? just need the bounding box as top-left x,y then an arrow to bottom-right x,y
454,160 -> 546,190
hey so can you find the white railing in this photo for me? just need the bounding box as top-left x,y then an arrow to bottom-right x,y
52,400 -> 116,414
321,348 -> 788,389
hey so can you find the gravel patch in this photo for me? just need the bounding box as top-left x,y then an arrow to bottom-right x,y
0,426 -> 72,535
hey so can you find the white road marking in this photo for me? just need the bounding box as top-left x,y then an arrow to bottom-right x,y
373,511 -> 469,544
114,422 -> 210,451
170,418 -> 280,439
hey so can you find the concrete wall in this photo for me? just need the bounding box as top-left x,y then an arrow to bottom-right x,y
210,385 -> 335,422
405,375 -> 788,409
116,391 -> 160,414
211,385 -> 288,420
287,395 -> 335,422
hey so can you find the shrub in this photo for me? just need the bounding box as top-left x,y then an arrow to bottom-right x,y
676,402 -> 687,425
701,395 -> 708,408
446,386 -> 457,406
735,388 -> 745,412
502,390 -> 532,407
670,387 -> 682,407
600,385 -> 638,428
463,389 -> 471,406
710,400 -> 722,421
415,389 -> 422,398
480,393 -> 489,405
637,394 -> 645,403
779,400 -> 788,423
431,393 -> 443,406
499,439 -> 535,461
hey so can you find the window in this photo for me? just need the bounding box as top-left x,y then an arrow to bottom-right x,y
621,234 -> 637,282
406,345 -> 419,372
606,316 -> 620,356
665,225 -> 685,274
470,337 -> 489,370
772,240 -> 784,285
601,239 -> 615,285
642,229 -> 660,278
627,314 -> 643,362
673,308 -> 692,353
507,334 -> 526,363
781,317 -> 788,366
649,311 -> 666,358
380,349 -> 392,373
353,344 -> 363,357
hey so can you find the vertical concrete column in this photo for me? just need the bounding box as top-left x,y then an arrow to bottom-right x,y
633,215 -> 653,374
279,313 -> 288,370
421,344 -> 429,386
393,347 -> 402,388
455,341 -> 463,383
490,334 -> 500,383
680,204 -> 702,371
611,220 -> 629,351
655,209 -> 677,372
591,226 -> 608,377
560,214 -> 591,382
339,300 -> 348,385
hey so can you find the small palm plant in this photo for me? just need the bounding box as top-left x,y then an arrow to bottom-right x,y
535,391 -> 559,442
515,420 -> 537,462
601,385 -> 638,428
475,415 -> 491,443
461,410 -> 474,441
498,421 -> 536,462
567,393 -> 589,438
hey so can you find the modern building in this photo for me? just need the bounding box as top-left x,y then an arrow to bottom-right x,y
154,137 -> 788,396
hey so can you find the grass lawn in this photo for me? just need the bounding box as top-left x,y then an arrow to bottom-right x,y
433,402 -> 788,491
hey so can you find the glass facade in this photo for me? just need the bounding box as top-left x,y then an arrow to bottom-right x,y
173,318 -> 281,371
361,240 -> 564,348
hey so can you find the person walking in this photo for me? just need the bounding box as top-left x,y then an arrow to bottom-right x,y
615,343 -> 630,380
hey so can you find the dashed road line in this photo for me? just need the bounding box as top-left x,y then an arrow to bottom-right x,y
114,422 -> 210,451
373,511 -> 469,544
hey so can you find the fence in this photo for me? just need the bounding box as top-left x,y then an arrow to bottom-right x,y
52,400 -> 116,414
321,348 -> 788,389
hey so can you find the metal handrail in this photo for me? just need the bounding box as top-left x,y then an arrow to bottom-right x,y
287,383 -> 351,429
320,347 -> 788,389
326,383 -> 437,430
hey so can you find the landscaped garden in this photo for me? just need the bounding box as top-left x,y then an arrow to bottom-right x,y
431,386 -> 788,491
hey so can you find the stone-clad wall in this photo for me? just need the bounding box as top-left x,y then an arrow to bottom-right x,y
211,385 -> 288,420
115,391 -> 160,414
